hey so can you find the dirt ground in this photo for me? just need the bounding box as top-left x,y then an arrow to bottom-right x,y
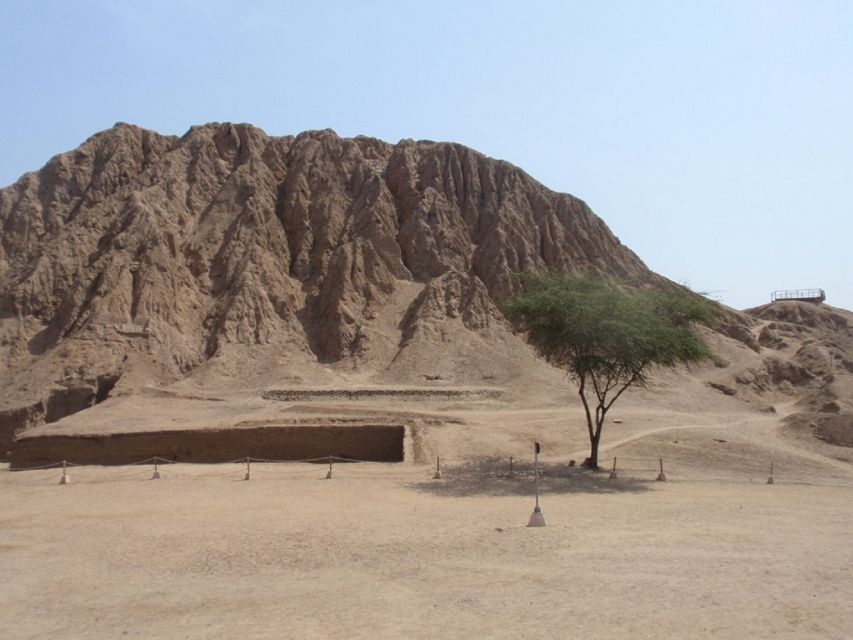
3,455 -> 853,640
5,349 -> 853,640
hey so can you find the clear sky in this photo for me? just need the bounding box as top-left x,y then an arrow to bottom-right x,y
2,1 -> 851,311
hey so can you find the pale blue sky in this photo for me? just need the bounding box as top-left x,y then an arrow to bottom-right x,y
2,1 -> 851,310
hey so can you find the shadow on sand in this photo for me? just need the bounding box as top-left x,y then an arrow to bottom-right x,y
410,456 -> 655,497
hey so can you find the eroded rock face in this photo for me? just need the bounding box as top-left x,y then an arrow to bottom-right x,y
748,300 -> 850,333
3,123 -> 853,459
705,301 -> 853,428
0,122 -> 654,415
399,271 -> 505,347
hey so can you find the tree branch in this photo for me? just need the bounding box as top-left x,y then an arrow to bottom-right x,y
603,363 -> 647,413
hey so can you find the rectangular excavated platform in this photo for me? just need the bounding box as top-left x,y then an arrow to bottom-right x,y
6,385 -> 503,469
10,423 -> 405,469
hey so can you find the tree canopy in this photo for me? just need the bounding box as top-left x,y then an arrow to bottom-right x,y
505,272 -> 718,468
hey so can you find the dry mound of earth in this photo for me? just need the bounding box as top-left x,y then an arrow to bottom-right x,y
0,123 -> 851,471
0,122 -> 656,449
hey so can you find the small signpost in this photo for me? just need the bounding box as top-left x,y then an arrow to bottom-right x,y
527,442 -> 546,527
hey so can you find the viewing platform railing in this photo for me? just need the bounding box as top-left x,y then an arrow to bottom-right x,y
770,289 -> 826,303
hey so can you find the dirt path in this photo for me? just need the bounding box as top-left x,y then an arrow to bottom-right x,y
597,415 -> 853,479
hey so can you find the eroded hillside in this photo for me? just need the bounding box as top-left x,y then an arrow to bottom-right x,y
0,123 -> 653,441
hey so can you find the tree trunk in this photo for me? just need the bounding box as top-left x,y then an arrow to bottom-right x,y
588,431 -> 601,470
578,380 -> 597,469
584,405 -> 608,469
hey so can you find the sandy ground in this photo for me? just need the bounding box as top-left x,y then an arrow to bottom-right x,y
5,351 -> 853,639
3,458 -> 853,640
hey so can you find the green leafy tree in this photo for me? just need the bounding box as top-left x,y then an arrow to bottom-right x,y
505,273 -> 717,469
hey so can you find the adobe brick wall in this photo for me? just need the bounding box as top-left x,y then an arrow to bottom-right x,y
10,424 -> 405,469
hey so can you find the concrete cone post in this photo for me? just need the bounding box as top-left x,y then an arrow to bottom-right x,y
609,457 -> 618,480
656,457 -> 667,482
59,460 -> 70,485
767,462 -> 775,485
244,456 -> 251,481
527,442 -> 546,527
433,456 -> 442,480
326,456 -> 333,479
152,459 -> 161,480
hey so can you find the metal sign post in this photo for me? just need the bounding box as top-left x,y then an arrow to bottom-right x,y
527,442 -> 546,527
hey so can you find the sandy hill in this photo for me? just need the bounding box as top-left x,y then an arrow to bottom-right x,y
0,123 -> 850,466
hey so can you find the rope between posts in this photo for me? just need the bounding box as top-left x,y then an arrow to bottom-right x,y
127,456 -> 158,466
8,453 -> 378,471
244,456 -> 297,464
7,461 -> 65,471
246,455 -> 353,464
329,455 -> 367,463
7,452 -> 762,484
8,458 -> 638,474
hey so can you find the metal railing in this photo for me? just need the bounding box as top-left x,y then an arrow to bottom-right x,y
771,289 -> 825,303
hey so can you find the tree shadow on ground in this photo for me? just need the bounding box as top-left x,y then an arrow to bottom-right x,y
410,456 -> 655,497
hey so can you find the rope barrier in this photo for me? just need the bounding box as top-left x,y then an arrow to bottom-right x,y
7,461 -> 65,472
6,455 -> 342,471
330,455 -> 364,463
2,453 -> 784,486
127,456 -> 159,466
245,455 -> 338,464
